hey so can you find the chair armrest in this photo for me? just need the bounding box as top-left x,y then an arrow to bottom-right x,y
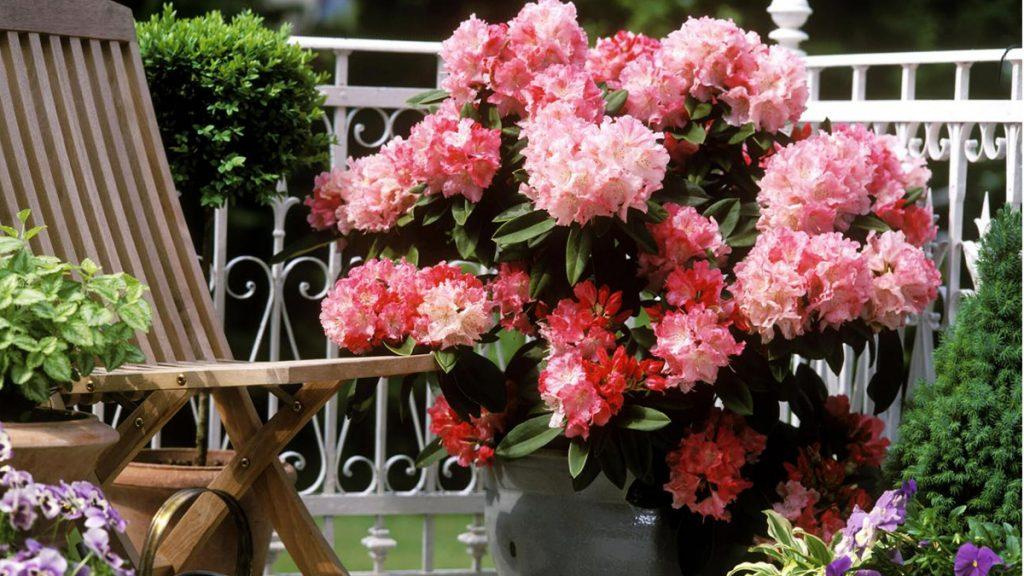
68,355 -> 437,394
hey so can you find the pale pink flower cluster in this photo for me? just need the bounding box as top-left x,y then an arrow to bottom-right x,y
586,30 -> 660,87
523,64 -> 605,122
650,306 -> 745,392
836,125 -> 936,246
305,138 -> 419,235
758,127 -> 936,241
618,57 -> 688,129
619,17 -> 806,131
519,104 -> 669,225
861,231 -> 941,330
412,263 -> 496,348
440,0 -> 589,117
773,479 -> 821,521
639,203 -> 731,289
733,227 -> 938,341
407,101 -> 502,202
320,260 -> 495,352
732,229 -> 866,341
757,130 -> 875,234
487,263 -> 533,334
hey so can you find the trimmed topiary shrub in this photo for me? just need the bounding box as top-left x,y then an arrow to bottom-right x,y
889,207 -> 1021,526
137,6 -> 328,208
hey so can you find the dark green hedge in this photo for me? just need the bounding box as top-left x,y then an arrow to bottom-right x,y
890,207 -> 1021,526
138,7 -> 328,208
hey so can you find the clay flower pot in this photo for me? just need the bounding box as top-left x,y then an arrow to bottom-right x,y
3,410 -> 119,485
106,448 -> 292,575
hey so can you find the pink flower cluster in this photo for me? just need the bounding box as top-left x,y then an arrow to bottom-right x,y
320,259 -> 495,353
664,409 -> 766,521
407,101 -> 502,202
733,226 -> 939,341
650,305 -> 745,393
519,104 -> 669,225
586,31 -> 660,87
488,263 -> 534,334
639,203 -> 731,289
537,282 -> 659,438
305,138 -> 419,235
619,17 -> 806,131
758,126 -> 936,244
440,0 -> 590,117
861,230 -> 942,331
428,395 -> 504,467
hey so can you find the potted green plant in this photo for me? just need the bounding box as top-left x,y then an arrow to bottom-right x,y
102,8 -> 323,573
0,209 -> 151,484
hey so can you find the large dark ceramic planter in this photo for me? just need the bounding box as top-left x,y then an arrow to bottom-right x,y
484,450 -> 679,576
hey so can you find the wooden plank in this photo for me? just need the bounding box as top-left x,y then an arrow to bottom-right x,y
158,381 -> 346,574
71,354 -> 437,393
0,0 -> 135,42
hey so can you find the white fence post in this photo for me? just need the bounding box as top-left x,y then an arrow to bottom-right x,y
767,0 -> 813,54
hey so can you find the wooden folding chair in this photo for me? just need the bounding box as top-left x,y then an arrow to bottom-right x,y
0,1 -> 434,574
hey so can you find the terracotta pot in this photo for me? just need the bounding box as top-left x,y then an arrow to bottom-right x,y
106,449 -> 292,575
3,411 -> 119,485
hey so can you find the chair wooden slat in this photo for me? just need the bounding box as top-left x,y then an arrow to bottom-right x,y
0,32 -> 54,256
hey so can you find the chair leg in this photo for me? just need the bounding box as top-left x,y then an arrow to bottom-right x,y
156,382 -> 347,575
95,389 -> 194,483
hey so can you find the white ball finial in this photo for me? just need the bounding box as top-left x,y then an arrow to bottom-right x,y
767,0 -> 813,54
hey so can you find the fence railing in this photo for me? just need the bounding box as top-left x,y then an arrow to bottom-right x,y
96,16 -> 1018,573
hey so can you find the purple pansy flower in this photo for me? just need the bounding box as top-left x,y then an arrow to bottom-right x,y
955,543 -> 1003,576
0,486 -> 38,530
827,556 -> 853,576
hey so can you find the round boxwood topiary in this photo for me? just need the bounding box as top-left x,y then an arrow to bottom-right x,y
137,6 -> 329,208
889,207 -> 1021,527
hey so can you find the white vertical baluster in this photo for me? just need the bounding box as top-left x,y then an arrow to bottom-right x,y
1006,60 -> 1022,206
458,513 -> 488,572
897,64 -> 918,144
945,62 -> 973,324
767,0 -> 813,54
320,48 -> 350,550
362,377 -> 396,572
851,65 -> 869,102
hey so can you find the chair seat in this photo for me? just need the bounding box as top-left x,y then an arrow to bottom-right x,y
71,355 -> 436,394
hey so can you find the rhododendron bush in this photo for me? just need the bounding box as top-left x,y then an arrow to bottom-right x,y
293,0 -> 941,565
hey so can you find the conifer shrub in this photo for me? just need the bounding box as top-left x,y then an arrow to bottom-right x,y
889,207 -> 1021,526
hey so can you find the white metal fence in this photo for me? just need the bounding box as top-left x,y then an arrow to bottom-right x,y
136,4 -> 1024,574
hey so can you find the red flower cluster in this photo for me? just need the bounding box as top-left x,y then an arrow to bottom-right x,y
772,395 -> 889,540
664,409 -> 766,521
537,282 -> 662,438
427,395 -> 504,467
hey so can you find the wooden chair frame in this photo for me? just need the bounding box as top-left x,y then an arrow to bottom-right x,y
0,2 -> 436,574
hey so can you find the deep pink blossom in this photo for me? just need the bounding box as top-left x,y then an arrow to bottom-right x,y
320,259 -> 421,354
408,101 -> 502,202
488,263 -> 534,333
587,30 -> 661,88
640,203 -> 730,288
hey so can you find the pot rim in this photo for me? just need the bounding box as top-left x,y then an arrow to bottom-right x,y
1,409 -> 96,427
126,448 -> 237,472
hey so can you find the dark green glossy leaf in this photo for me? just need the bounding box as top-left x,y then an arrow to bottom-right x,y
495,414 -> 562,459
492,210 -> 556,246
614,405 -> 671,431
565,224 -> 592,285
